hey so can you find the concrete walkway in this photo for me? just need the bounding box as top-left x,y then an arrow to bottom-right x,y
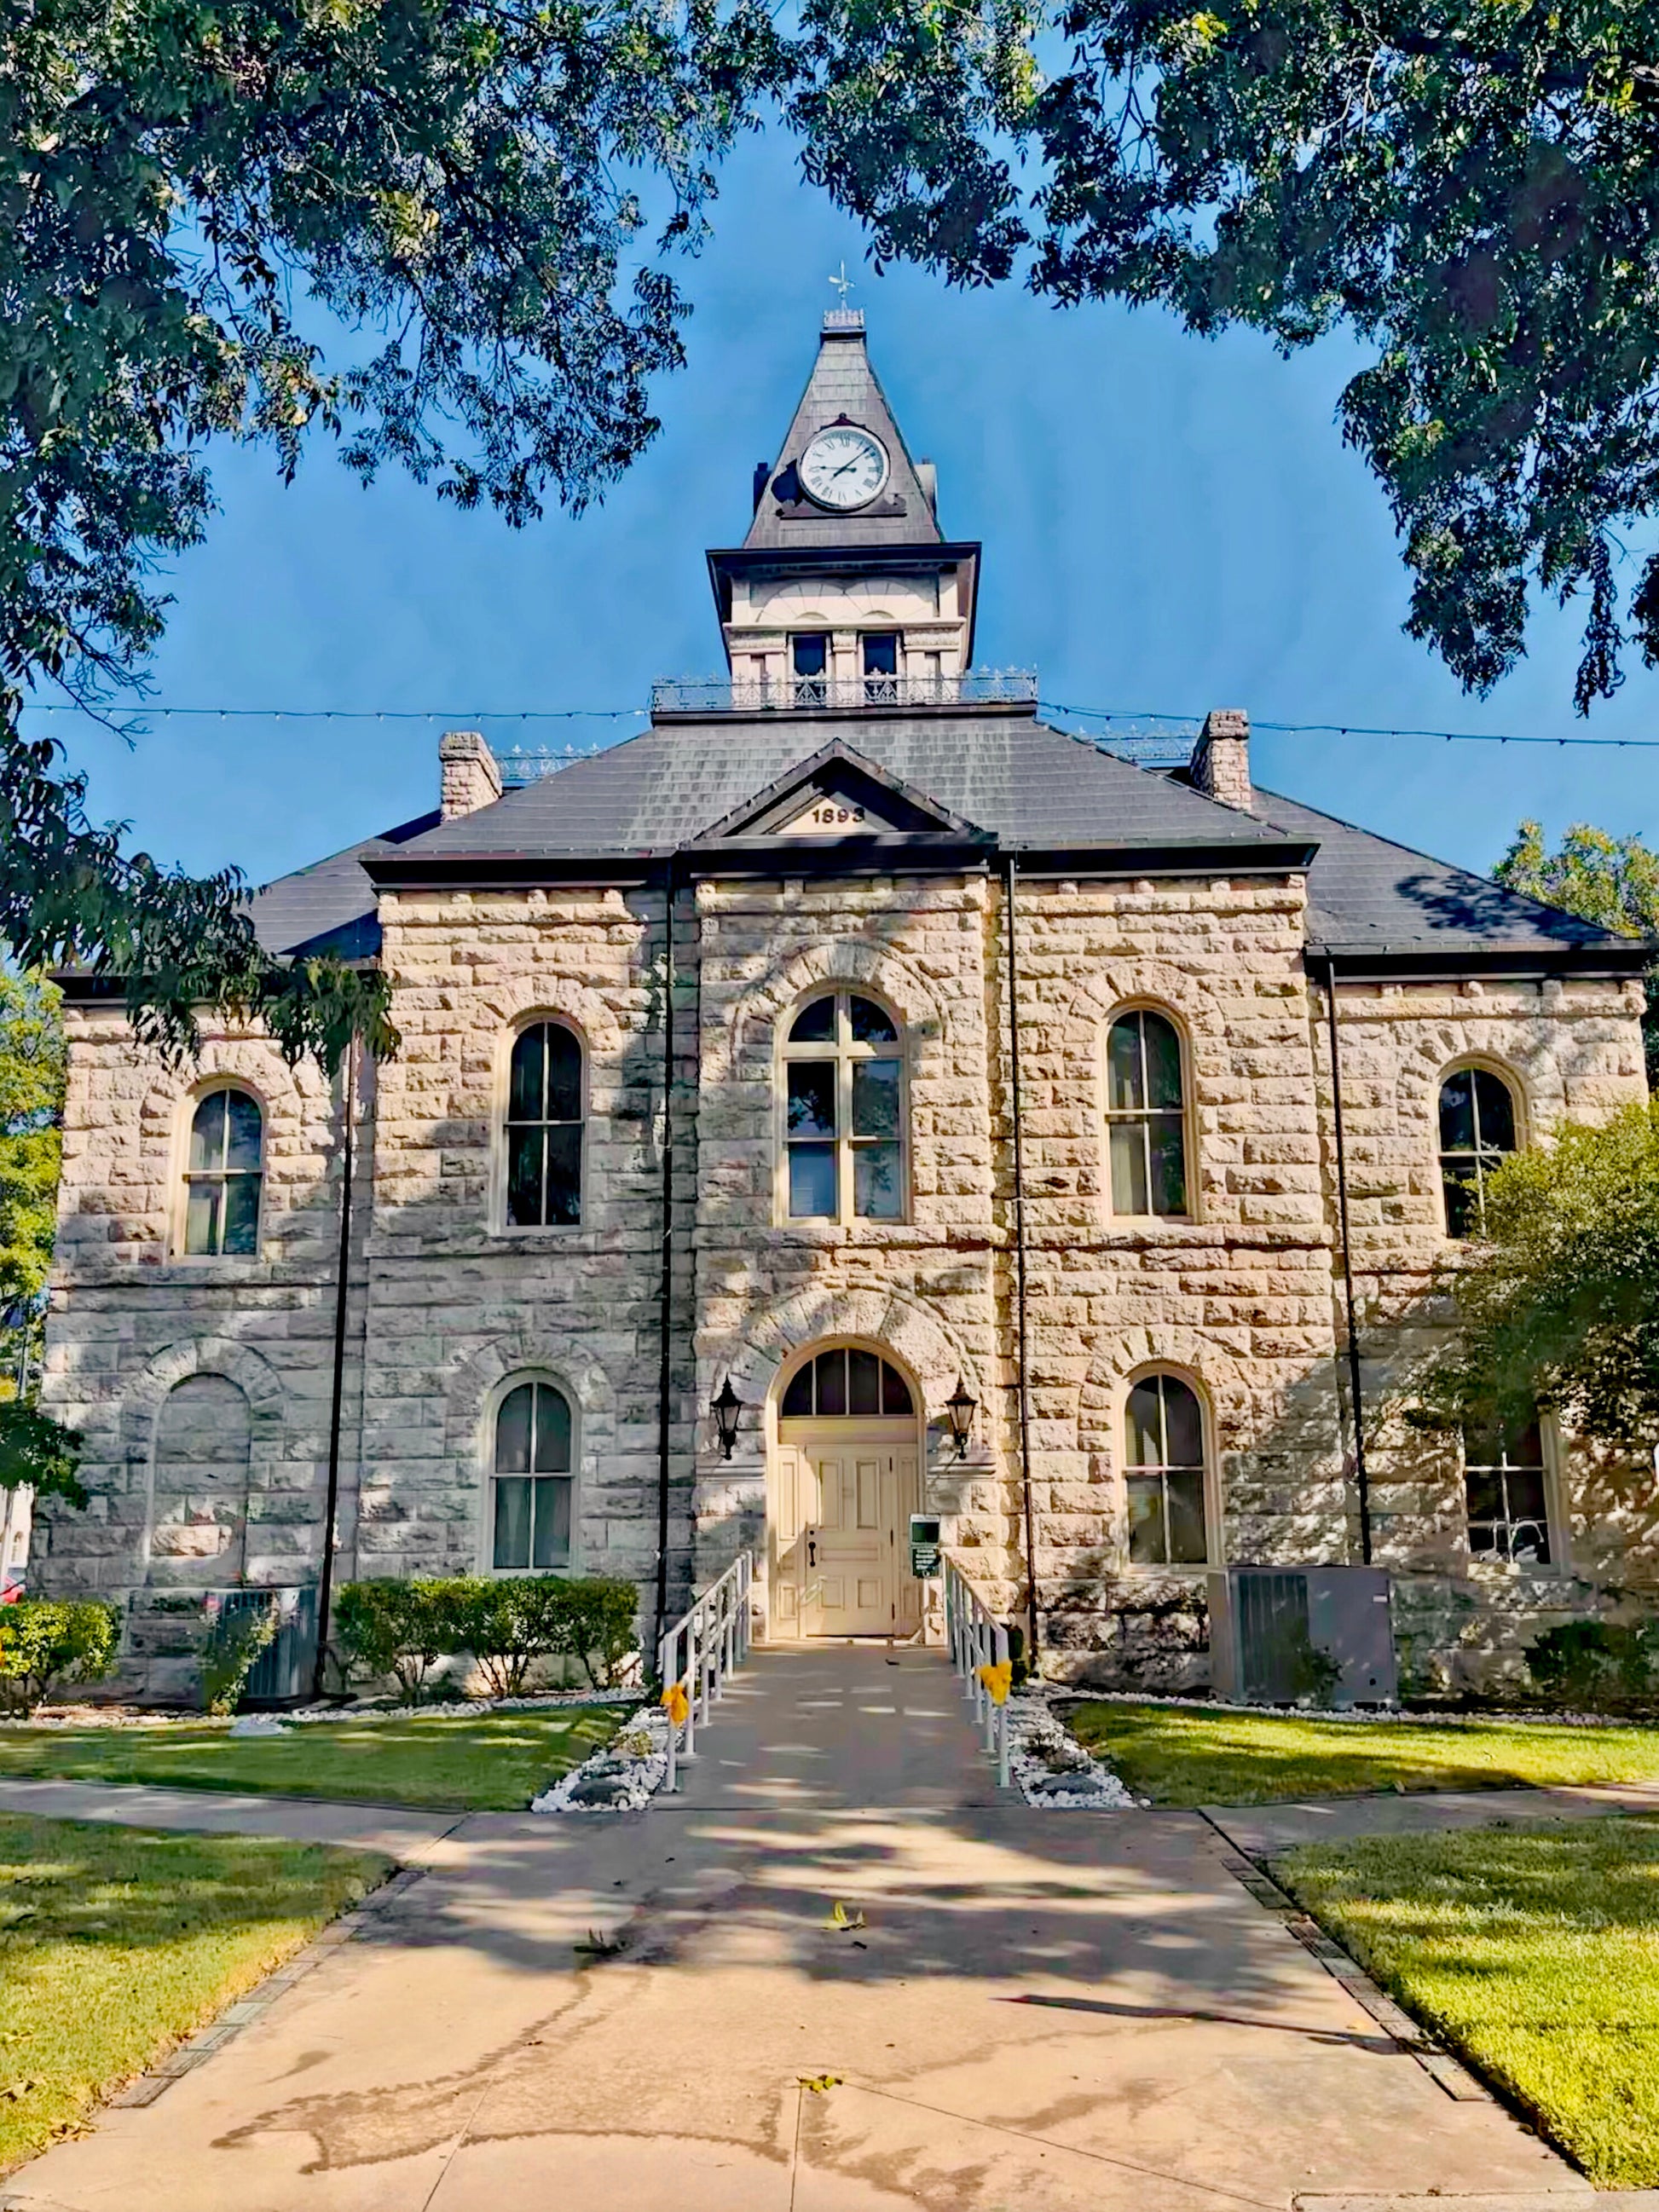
0,1775 -> 465,1858
0,1647 -> 1602,2212
1206,1777 -> 1659,1860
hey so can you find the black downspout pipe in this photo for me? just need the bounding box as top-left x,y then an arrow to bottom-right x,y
651,852 -> 679,1664
1323,955 -> 1373,1566
1003,852 -> 1040,1660
311,1046 -> 356,1699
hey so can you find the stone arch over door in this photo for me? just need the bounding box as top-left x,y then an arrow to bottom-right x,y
148,1375 -> 253,1586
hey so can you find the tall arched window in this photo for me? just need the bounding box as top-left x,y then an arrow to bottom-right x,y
491,1379 -> 574,1570
783,991 -> 905,1222
1105,1009 -> 1188,1217
1438,1066 -> 1517,1238
1124,1372 -> 1209,1566
506,1021 -> 583,1227
182,1088 -> 263,1256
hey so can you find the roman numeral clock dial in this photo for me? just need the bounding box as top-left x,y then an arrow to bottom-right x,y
799,426 -> 889,511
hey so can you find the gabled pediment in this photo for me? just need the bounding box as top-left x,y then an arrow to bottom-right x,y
695,741 -> 983,844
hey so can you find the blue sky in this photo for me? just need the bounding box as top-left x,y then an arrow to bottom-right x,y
31,130 -> 1659,892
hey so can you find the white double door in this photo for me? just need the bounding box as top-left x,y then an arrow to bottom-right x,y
771,1421 -> 921,1638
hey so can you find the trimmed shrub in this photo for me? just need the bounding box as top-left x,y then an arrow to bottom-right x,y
1526,1619 -> 1659,1711
554,1577 -> 639,1688
0,1598 -> 120,1715
333,1578 -> 464,1703
200,1597 -> 279,1716
331,1574 -> 640,1701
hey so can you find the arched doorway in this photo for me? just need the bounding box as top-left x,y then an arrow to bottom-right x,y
768,1343 -> 923,1638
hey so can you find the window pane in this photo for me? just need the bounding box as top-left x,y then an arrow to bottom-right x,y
862,634 -> 899,676
882,1361 -> 913,1415
495,1383 -> 534,1473
816,1350 -> 847,1417
493,1478 -> 532,1569
544,1123 -> 581,1226
854,1141 -> 902,1218
1505,1418 -> 1545,1469
1467,1516 -> 1502,1559
222,1174 -> 261,1255
1161,1378 -> 1204,1470
531,1476 -> 573,1568
849,996 -> 898,1044
1142,1013 -> 1183,1111
1439,1070 -> 1477,1153
1472,1070 -> 1517,1154
1106,1017 -> 1144,1113
506,1126 -> 545,1226
184,1181 -> 220,1256
849,1349 -> 881,1416
189,1090 -> 227,1172
1442,1165 -> 1480,1239
789,1143 -> 836,1218
787,1062 -> 836,1137
789,995 -> 835,1043
1124,1379 -> 1163,1469
1166,1470 -> 1208,1563
1126,1475 -> 1166,1564
1109,1121 -> 1149,1216
1506,1467 -> 1550,1562
1147,1114 -> 1188,1217
531,1383 -> 572,1473
225,1092 -> 263,1170
792,633 -> 828,677
545,1026 -> 582,1123
852,1059 -> 900,1138
782,1364 -> 814,1418
509,1027 -> 546,1122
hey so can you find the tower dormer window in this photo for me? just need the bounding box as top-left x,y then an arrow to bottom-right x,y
862,633 -> 899,703
792,633 -> 829,706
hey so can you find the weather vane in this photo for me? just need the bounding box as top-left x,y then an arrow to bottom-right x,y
828,262 -> 856,306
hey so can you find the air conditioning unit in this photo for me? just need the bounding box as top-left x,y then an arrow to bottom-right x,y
1208,1567 -> 1396,1708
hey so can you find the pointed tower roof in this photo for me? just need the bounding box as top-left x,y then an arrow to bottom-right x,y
743,309 -> 944,552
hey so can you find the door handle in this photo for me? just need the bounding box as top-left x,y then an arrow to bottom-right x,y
806,1527 -> 818,1568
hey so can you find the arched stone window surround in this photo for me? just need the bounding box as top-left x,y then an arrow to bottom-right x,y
488,1008 -> 591,1234
775,983 -> 910,1227
1078,1333 -> 1239,1574
723,936 -> 952,1089
119,1337 -> 286,1585
441,1334 -> 616,1574
481,1368 -> 583,1574
171,1074 -> 270,1259
142,1042 -> 309,1261
1098,998 -> 1197,1223
1059,963 -> 1226,1224
1431,1053 -> 1526,1239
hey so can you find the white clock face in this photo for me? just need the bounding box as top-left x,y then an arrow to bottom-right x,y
799,426 -> 889,511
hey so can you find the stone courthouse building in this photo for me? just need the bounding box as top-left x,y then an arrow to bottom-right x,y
35,309 -> 1656,1698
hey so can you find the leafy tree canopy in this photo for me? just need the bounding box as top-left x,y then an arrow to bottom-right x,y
800,0 -> 1659,711
1494,817 -> 1659,1082
0,970 -> 63,1322
1415,1102 -> 1659,1459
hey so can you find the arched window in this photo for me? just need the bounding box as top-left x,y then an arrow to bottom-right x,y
1438,1066 -> 1517,1237
182,1088 -> 263,1256
1105,1009 -> 1188,1217
1463,1417 -> 1552,1565
1124,1372 -> 1209,1566
491,1379 -> 574,1570
783,991 -> 904,1222
780,1348 -> 915,1418
506,1021 -> 583,1227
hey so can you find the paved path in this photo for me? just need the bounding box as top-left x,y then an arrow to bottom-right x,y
1,1648 -> 1599,2211
1206,1777 -> 1659,1859
0,1775 -> 465,1858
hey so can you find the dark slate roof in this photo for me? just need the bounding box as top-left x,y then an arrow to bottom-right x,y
743,315 -> 943,552
384,713 -> 1294,859
246,809 -> 438,960
1248,785 -> 1634,960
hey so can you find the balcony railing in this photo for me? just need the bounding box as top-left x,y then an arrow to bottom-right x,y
650,670 -> 1038,718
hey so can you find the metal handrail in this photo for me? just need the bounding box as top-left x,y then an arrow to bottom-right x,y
650,671 -> 1038,718
942,1555 -> 1012,1789
656,1551 -> 754,1793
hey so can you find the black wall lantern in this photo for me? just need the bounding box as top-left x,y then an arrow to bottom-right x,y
711,1375 -> 743,1461
944,1375 -> 977,1461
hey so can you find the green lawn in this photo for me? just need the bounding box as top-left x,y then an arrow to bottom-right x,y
1068,1701 -> 1659,1806
0,1811 -> 385,2174
0,1707 -> 623,1811
1280,1816 -> 1659,2186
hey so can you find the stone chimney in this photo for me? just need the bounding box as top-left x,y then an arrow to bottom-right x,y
1191,707 -> 1252,812
439,729 -> 502,821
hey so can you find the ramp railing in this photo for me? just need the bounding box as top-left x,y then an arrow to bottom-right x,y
656,1551 -> 754,1793
943,1555 -> 1013,1789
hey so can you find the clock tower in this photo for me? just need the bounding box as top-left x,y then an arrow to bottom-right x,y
705,309 -> 981,709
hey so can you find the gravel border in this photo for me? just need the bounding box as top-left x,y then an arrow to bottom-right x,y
1006,1695 -> 1139,1809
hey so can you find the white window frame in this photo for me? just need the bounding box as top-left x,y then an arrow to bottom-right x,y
171,1079 -> 267,1262
776,989 -> 910,1227
1101,1003 -> 1196,1224
1119,1366 -> 1220,1573
483,1372 -> 581,1576
1460,1412 -> 1566,1572
1436,1058 -> 1523,1240
491,1014 -> 589,1236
